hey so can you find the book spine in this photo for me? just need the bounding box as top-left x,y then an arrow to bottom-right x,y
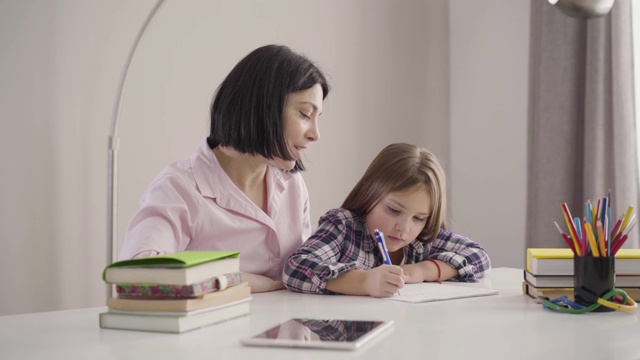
115,272 -> 242,297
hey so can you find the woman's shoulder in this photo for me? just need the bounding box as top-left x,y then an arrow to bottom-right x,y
142,164 -> 199,204
154,156 -> 198,188
145,146 -> 206,196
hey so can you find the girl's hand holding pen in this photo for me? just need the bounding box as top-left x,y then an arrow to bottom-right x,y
363,265 -> 406,298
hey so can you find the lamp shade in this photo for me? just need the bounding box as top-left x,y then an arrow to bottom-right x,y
548,0 -> 615,18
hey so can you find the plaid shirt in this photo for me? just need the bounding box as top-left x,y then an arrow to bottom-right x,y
283,208 -> 491,294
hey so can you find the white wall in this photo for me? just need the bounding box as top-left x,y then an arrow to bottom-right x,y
634,1 -> 640,177
450,1 -> 530,269
0,0 -> 529,315
0,0 -> 157,315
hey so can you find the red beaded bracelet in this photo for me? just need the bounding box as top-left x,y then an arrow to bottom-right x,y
426,259 -> 442,283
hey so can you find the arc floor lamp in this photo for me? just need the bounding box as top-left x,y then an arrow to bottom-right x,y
107,0 -> 165,297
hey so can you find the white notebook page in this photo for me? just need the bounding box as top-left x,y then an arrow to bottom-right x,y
389,282 -> 499,303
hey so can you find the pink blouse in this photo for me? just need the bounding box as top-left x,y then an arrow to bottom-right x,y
118,142 -> 312,281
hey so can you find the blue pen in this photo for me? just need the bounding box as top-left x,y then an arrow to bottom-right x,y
374,229 -> 392,265
374,229 -> 402,295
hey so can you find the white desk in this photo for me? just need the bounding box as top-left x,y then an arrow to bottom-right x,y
1,268 -> 639,360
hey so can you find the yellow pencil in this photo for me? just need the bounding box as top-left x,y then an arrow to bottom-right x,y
584,221 -> 600,257
619,206 -> 635,235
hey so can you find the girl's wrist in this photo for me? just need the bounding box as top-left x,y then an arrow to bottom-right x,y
425,259 -> 442,283
272,280 -> 285,291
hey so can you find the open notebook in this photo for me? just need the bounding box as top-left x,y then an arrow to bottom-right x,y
389,282 -> 498,303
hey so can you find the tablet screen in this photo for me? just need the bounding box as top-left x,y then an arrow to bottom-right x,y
240,318 -> 394,350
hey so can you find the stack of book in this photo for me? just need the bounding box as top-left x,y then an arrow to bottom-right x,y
100,251 -> 251,333
523,248 -> 640,303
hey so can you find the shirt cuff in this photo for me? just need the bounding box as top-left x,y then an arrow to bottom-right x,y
432,253 -> 478,281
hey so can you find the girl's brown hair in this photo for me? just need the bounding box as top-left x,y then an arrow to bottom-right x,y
342,143 -> 447,243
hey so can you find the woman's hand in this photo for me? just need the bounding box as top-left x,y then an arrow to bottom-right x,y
241,273 -> 285,293
363,265 -> 406,298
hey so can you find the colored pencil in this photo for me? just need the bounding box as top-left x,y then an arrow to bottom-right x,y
561,203 -> 581,256
596,221 -> 606,257
584,221 -> 600,257
554,220 -> 576,254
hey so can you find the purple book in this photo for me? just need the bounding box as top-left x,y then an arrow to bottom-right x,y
115,272 -> 242,298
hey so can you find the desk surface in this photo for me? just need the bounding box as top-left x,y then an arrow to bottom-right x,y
1,268 -> 639,360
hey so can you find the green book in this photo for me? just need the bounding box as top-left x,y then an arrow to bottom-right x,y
103,251 -> 240,285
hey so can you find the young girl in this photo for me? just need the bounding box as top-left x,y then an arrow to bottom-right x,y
118,45 -> 330,293
283,143 -> 491,297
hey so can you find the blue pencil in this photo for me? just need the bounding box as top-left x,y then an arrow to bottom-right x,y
573,217 -> 583,253
600,197 -> 608,231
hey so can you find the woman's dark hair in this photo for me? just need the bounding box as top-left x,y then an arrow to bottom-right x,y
207,44 -> 330,172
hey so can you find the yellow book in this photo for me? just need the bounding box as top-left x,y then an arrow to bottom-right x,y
615,249 -> 640,259
526,248 -> 640,275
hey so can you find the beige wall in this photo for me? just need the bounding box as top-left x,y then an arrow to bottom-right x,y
0,0 -> 157,316
0,0 -> 528,315
635,2 -> 640,164
450,1 -> 529,268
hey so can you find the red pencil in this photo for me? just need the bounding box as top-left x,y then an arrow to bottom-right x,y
563,234 -> 577,254
612,217 -> 637,255
554,220 -> 577,254
594,199 -> 601,229
610,230 -> 624,251
612,234 -> 628,255
609,217 -> 623,243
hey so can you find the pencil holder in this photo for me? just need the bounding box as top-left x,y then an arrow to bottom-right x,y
574,256 -> 615,312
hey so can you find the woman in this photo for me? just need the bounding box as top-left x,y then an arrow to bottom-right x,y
119,45 -> 330,292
